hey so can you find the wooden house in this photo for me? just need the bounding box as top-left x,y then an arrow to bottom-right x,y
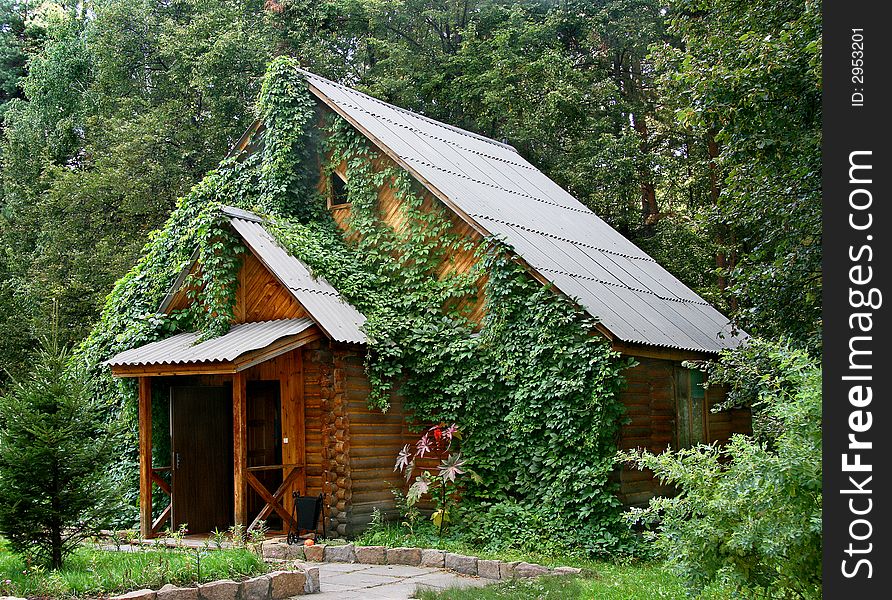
106,69 -> 750,540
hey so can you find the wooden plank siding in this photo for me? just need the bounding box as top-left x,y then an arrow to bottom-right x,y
166,251 -> 306,323
616,357 -> 752,505
320,140 -> 489,324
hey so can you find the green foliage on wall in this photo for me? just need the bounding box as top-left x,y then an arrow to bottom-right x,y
79,57 -> 631,553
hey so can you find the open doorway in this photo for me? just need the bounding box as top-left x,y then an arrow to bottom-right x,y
246,380 -> 284,531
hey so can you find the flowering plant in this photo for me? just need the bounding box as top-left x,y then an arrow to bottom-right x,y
394,423 -> 476,536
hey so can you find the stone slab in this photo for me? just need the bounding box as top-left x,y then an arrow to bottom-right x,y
110,590 -> 156,600
303,544 -> 325,562
324,543 -> 357,563
157,585 -> 198,600
499,561 -> 520,579
420,548 -> 446,568
515,562 -> 550,578
477,559 -> 501,579
198,579 -> 239,600
240,575 -> 271,600
445,553 -> 478,576
362,565 -> 438,577
304,566 -> 320,594
354,545 -> 386,564
269,570 -> 307,599
385,546 -> 422,566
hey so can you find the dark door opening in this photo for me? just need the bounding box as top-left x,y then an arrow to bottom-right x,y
170,385 -> 233,534
247,380 -> 283,530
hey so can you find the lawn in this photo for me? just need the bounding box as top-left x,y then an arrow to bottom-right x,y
416,565 -> 732,600
0,541 -> 268,598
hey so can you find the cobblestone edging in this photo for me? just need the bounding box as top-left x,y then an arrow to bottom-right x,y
100,565 -> 320,600
262,541 -> 582,581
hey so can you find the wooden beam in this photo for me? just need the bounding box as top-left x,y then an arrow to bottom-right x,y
233,371 -> 248,527
111,362 -> 238,378
246,469 -> 302,532
150,503 -> 172,536
151,471 -> 171,496
138,377 -> 153,539
612,342 -> 717,363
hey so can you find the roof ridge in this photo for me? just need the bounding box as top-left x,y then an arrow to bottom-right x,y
222,205 -> 265,223
298,68 -> 519,154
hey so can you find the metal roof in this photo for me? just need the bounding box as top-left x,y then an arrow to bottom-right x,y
299,69 -> 746,354
106,318 -> 315,367
226,211 -> 368,344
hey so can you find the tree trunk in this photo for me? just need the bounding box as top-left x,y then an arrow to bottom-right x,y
706,128 -> 737,311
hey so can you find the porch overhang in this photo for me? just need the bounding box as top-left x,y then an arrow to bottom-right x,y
106,318 -> 321,377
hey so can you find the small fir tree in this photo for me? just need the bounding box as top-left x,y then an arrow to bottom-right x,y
0,338 -> 118,569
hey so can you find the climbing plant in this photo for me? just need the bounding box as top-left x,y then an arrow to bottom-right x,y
79,57 -> 631,554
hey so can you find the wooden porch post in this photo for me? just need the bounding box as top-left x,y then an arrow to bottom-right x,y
138,377 -> 152,539
233,371 -> 248,526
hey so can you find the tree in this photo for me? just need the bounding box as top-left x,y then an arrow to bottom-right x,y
0,335 -> 119,569
652,0 -> 822,350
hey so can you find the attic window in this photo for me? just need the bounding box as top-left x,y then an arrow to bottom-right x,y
329,172 -> 349,207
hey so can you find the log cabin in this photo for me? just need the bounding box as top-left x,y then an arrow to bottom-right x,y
105,69 -> 750,540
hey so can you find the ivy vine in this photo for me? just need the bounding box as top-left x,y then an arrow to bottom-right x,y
79,57 -> 632,553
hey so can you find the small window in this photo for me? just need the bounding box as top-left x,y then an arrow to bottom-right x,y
676,368 -> 706,448
329,172 -> 349,207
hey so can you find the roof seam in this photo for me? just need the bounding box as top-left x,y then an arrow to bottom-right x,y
402,156 -> 591,214
328,98 -> 538,172
288,286 -> 343,298
469,213 -> 657,263
302,71 -> 517,153
535,266 -> 712,306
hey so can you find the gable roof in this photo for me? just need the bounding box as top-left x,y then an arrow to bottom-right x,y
224,207 -> 367,344
296,69 -> 745,354
160,206 -> 367,345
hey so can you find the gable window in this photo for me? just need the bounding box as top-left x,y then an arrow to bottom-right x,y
329,171 -> 349,207
675,367 -> 706,447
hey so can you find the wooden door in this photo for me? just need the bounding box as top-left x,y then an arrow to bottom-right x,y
170,385 -> 233,534
247,381 -> 283,528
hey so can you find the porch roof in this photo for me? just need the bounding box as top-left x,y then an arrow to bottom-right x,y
106,318 -> 319,376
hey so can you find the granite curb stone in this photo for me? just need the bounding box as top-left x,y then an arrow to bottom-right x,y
385,547 -> 422,565
445,553 -> 478,576
355,545 -> 386,564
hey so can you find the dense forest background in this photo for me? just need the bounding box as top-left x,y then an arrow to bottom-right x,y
0,0 -> 821,382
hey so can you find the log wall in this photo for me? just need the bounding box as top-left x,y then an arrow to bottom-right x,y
616,356 -> 752,505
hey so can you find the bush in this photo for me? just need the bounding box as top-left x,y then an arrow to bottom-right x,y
0,339 -> 120,569
622,341 -> 821,598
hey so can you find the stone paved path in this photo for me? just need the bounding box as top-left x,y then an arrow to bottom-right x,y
297,561 -> 490,599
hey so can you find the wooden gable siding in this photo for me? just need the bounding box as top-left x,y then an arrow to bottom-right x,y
234,252 -> 306,322
320,129 -> 488,324
166,251 -> 306,323
616,357 -> 751,505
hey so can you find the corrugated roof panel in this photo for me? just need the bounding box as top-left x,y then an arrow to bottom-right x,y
107,318 -> 315,366
302,69 -> 747,353
229,216 -> 367,344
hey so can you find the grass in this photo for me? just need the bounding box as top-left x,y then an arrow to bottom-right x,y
415,567 -> 728,600
0,542 -> 268,599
